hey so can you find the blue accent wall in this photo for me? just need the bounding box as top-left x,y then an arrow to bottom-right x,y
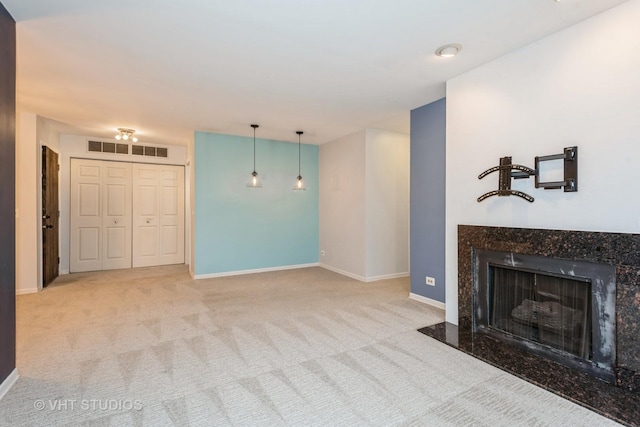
410,98 -> 446,302
194,131 -> 319,275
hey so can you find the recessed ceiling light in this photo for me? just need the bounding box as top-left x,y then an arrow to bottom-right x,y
435,43 -> 462,58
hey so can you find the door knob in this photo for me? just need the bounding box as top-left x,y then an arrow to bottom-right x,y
114,219 -> 118,224
42,225 -> 53,229
146,219 -> 151,223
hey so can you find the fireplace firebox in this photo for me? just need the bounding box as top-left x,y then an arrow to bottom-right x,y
474,250 -> 616,383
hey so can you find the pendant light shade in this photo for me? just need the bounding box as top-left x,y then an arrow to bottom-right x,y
293,131 -> 306,191
247,124 -> 262,188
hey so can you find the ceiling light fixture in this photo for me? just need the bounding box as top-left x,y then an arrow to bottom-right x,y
247,124 -> 262,188
115,128 -> 138,142
293,131 -> 306,191
435,43 -> 463,58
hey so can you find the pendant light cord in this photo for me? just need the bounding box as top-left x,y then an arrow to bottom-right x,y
298,134 -> 301,177
296,131 -> 303,178
251,124 -> 259,173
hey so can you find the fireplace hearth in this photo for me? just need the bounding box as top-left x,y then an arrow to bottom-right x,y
418,225 -> 640,426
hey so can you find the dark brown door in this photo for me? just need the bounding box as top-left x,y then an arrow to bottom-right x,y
42,146 -> 59,287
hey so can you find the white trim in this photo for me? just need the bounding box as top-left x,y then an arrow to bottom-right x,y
59,269 -> 69,275
364,272 -> 409,282
320,264 -> 409,283
0,369 -> 19,401
409,293 -> 446,310
194,263 -> 320,279
319,264 -> 366,282
16,288 -> 38,295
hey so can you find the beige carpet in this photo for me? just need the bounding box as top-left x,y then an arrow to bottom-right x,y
0,266 -> 619,426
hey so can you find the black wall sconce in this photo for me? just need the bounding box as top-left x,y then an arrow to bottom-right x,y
477,146 -> 578,203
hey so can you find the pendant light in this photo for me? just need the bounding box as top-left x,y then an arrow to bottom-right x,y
247,124 -> 262,188
293,130 -> 306,191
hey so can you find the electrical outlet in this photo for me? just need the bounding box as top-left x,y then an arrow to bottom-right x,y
426,276 -> 436,286
320,250 -> 325,256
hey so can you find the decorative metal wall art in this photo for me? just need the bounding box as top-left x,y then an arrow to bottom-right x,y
477,146 -> 578,203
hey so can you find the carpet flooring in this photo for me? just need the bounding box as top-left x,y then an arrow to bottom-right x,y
0,265 -> 619,426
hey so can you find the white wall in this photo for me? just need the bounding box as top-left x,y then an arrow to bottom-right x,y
319,128 -> 410,281
37,116 -> 61,152
319,131 -> 367,279
365,129 -> 409,279
59,134 -> 187,274
15,114 -> 65,293
445,0 -> 640,323
15,112 -> 39,294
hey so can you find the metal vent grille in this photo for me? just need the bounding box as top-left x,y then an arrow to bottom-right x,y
88,141 -> 168,158
88,140 -> 129,154
132,144 -> 168,158
88,140 -> 102,152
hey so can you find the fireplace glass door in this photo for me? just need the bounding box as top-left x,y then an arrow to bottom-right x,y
474,250 -> 616,382
489,265 -> 592,359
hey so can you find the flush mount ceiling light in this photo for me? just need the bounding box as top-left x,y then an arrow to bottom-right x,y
247,124 -> 262,188
293,131 -> 306,191
115,128 -> 138,142
435,43 -> 463,58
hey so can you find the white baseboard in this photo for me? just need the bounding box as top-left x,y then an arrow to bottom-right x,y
0,369 -> 19,401
16,288 -> 38,295
365,272 -> 409,282
319,264 -> 366,282
194,263 -> 320,279
409,293 -> 446,310
59,269 -> 69,275
319,264 -> 409,283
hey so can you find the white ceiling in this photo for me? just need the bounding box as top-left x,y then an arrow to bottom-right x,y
3,0 -> 630,146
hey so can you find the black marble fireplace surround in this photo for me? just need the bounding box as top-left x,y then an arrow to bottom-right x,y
418,225 -> 640,426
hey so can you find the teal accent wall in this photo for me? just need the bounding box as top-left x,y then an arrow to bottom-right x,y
194,131 -> 319,275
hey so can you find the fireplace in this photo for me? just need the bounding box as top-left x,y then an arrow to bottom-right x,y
418,225 -> 640,425
474,250 -> 616,382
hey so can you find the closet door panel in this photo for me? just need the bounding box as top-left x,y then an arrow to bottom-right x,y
101,162 -> 132,270
70,159 -> 132,272
71,159 -> 102,272
133,164 -> 184,267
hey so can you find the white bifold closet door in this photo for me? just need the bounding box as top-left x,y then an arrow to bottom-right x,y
70,159 -> 184,273
70,159 -> 132,272
132,163 -> 184,267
